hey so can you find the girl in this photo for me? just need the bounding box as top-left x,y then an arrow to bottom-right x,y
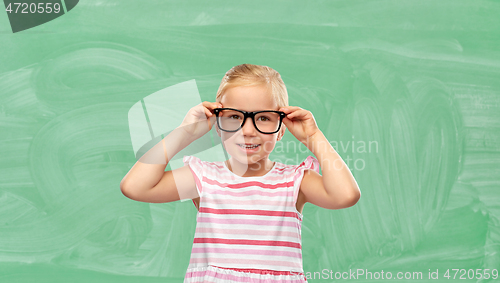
120,64 -> 360,282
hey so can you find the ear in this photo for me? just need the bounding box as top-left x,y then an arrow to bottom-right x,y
277,125 -> 286,141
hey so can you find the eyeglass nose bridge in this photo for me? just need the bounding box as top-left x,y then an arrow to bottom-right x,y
240,110 -> 258,130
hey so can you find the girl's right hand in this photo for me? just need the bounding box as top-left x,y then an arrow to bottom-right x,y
178,101 -> 222,140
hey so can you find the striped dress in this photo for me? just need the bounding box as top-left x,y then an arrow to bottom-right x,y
182,155 -> 320,283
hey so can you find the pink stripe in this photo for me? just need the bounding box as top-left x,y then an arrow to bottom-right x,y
209,189 -> 289,197
195,227 -> 299,239
194,238 -> 301,249
204,176 -> 293,189
212,163 -> 225,169
189,256 -> 303,269
191,246 -> 301,258
198,216 -> 299,227
275,166 -> 298,173
200,207 -> 300,220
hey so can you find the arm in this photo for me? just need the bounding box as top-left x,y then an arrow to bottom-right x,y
120,127 -> 198,203
300,131 -> 360,209
120,101 -> 221,203
278,106 -> 360,210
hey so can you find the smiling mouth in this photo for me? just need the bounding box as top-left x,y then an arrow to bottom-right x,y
237,144 -> 260,149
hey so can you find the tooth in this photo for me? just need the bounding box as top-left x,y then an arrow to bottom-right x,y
240,144 -> 258,148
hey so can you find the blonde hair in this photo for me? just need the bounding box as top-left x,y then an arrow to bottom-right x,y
216,64 -> 288,108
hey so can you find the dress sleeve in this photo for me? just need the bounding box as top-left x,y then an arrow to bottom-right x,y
183,156 -> 204,207
293,156 -> 320,204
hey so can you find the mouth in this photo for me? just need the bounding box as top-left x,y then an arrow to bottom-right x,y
237,143 -> 260,149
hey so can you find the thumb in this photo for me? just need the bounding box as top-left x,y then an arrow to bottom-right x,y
207,115 -> 216,129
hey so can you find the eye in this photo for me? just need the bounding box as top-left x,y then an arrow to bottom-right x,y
229,115 -> 241,120
257,116 -> 270,121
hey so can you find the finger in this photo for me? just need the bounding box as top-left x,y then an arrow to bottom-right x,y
203,101 -> 223,110
204,108 -> 212,117
200,101 -> 210,109
207,115 -> 216,129
197,104 -> 211,118
201,102 -> 222,117
280,108 -> 304,119
286,110 -> 309,120
201,101 -> 218,111
279,106 -> 302,113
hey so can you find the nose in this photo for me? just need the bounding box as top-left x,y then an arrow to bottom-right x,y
241,116 -> 257,135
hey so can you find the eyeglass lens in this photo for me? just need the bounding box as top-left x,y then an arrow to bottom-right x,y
218,109 -> 281,133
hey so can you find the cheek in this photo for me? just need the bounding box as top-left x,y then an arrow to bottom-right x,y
221,132 -> 237,142
221,132 -> 239,149
262,138 -> 277,153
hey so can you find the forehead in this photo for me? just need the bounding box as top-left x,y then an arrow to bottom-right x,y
221,84 -> 278,111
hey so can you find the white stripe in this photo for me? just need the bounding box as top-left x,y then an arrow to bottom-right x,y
203,189 -> 294,199
203,185 -> 294,195
188,252 -> 302,263
190,243 -> 302,253
194,221 -> 301,234
195,212 -> 300,223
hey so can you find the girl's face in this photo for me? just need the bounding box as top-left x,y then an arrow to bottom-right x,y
217,84 -> 285,167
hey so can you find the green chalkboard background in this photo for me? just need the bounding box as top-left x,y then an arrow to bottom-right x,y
1,1 -> 499,282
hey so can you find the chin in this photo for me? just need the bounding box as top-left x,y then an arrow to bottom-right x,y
230,147 -> 262,164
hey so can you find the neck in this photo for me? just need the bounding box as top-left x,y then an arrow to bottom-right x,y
226,158 -> 274,177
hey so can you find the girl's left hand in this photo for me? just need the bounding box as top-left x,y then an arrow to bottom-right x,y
279,106 -> 320,145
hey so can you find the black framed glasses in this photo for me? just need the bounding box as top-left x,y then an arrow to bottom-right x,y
213,108 -> 286,134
